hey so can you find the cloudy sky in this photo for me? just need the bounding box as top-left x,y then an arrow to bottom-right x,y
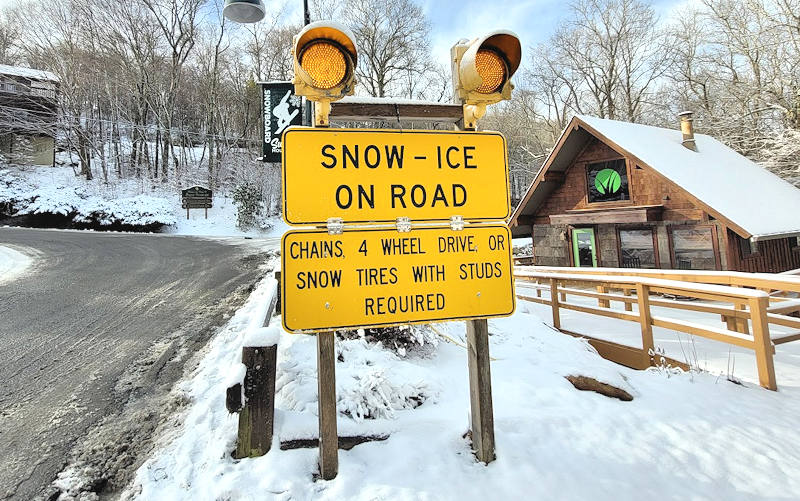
1,0 -> 695,66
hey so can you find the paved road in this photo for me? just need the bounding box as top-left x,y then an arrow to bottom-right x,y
0,228 -> 274,500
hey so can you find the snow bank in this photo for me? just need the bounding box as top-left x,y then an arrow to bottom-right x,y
0,245 -> 32,284
126,287 -> 800,500
0,169 -> 176,227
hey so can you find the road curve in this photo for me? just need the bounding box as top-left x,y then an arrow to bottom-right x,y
0,228 -> 273,500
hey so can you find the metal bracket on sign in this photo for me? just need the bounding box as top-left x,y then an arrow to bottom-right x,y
326,217 -> 344,235
396,217 -> 412,233
450,215 -> 465,231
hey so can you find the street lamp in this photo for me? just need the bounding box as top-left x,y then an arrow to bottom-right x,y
222,0 -> 266,24
223,0 -> 310,25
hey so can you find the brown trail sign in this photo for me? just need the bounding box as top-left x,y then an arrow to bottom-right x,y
181,186 -> 212,219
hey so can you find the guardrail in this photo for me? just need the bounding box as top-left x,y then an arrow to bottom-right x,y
513,269 -> 783,390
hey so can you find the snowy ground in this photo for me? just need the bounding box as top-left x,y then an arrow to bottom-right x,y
124,275 -> 800,500
0,244 -> 31,284
163,199 -> 289,239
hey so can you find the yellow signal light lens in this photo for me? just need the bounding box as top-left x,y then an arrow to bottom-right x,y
300,41 -> 348,90
475,49 -> 507,94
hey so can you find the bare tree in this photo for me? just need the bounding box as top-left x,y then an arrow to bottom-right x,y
140,0 -> 203,183
342,0 -> 432,98
0,9 -> 19,65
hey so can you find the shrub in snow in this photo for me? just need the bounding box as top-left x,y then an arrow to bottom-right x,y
338,325 -> 438,358
232,182 -> 263,230
276,335 -> 436,421
337,368 -> 430,420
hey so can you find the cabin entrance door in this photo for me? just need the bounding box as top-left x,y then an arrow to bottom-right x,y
572,228 -> 598,267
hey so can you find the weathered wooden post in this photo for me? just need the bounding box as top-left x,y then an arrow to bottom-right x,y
623,288 -> 634,312
316,331 -> 339,479
227,279 -> 280,458
466,319 -> 496,463
234,343 -> 278,458
597,285 -> 610,308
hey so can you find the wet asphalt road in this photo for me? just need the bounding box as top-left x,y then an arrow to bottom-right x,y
0,228 -> 273,500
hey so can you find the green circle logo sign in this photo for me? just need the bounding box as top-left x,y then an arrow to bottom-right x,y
595,168 -> 622,195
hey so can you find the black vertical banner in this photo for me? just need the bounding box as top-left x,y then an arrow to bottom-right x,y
261,82 -> 302,163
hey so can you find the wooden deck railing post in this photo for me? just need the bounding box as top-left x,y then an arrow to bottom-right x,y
550,278 -> 561,329
623,288 -> 633,312
736,302 -> 750,334
749,296 -> 777,390
597,285 -> 610,308
636,283 -> 655,366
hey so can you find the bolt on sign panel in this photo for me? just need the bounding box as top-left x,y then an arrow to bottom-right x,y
281,224 -> 516,333
281,128 -> 510,225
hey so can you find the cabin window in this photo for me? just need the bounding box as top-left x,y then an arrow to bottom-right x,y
791,237 -> 800,250
0,82 -> 17,93
586,159 -> 629,203
618,228 -> 658,268
670,226 -> 719,270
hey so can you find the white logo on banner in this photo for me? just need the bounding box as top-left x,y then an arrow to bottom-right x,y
275,90 -> 300,136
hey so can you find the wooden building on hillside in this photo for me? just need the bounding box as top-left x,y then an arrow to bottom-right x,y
509,113 -> 800,273
0,64 -> 59,166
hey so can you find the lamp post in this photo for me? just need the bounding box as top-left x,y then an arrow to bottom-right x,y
223,0 -> 312,125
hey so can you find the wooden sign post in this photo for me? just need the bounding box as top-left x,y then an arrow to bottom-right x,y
316,331 -> 338,480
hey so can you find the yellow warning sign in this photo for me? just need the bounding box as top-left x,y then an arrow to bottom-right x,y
281,224 -> 515,332
281,128 -> 510,225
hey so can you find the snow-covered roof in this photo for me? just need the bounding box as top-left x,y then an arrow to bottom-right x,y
576,115 -> 800,239
512,114 -> 800,240
0,64 -> 59,83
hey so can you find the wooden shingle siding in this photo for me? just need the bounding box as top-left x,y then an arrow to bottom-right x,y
533,137 -> 704,224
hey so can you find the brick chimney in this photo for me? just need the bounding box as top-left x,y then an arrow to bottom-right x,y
678,111 -> 697,151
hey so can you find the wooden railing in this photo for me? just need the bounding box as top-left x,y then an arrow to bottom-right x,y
522,266 -> 800,339
513,269 -> 783,390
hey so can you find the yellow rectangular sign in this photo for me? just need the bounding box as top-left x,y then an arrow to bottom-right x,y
282,128 -> 510,225
281,225 -> 515,333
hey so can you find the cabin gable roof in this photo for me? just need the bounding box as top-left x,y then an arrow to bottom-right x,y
510,115 -> 800,241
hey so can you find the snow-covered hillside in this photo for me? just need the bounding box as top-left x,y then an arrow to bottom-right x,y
0,165 -> 285,237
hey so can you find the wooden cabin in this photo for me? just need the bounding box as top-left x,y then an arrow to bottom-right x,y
0,64 -> 60,166
510,114 -> 800,273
